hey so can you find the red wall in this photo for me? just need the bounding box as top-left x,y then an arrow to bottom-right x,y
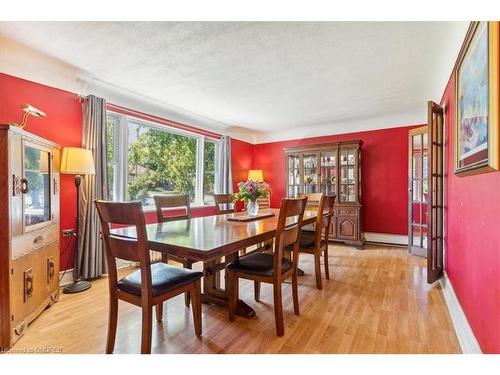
0,73 -> 253,269
441,72 -> 500,353
0,73 -> 82,271
252,126 -> 419,235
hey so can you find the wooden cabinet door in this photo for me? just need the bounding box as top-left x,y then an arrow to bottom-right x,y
337,216 -> 358,240
329,213 -> 337,239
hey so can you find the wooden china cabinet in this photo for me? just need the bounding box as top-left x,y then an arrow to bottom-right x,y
285,140 -> 364,248
0,124 -> 60,350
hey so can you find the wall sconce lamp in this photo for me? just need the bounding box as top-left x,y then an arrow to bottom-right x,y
10,104 -> 46,129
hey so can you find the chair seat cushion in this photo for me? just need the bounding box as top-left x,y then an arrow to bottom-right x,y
226,252 -> 293,277
300,224 -> 316,233
117,263 -> 203,297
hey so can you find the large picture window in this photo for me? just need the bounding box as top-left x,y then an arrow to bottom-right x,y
107,113 -> 220,208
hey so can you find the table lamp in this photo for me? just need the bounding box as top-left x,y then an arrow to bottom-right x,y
247,169 -> 264,182
60,147 -> 96,293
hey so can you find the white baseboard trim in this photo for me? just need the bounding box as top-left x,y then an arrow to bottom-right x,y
364,232 -> 408,246
59,268 -> 74,286
439,272 -> 482,354
58,259 -> 132,287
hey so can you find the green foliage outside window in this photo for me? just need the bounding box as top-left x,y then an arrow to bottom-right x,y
127,125 -> 197,205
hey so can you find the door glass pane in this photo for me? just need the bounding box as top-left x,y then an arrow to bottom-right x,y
412,134 -> 421,154
303,153 -> 317,189
24,146 -> 51,226
320,151 -> 336,195
412,180 -> 422,202
347,184 -> 355,202
412,202 -> 421,224
423,133 -> 428,155
288,154 -> 300,197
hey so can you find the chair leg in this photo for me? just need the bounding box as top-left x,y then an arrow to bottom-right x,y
227,271 -> 238,321
324,247 -> 330,280
314,250 -> 323,290
191,280 -> 202,336
184,261 -> 192,307
106,295 -> 118,354
273,282 -> 285,337
140,305 -> 153,354
254,281 -> 261,302
155,303 -> 163,322
292,273 -> 300,315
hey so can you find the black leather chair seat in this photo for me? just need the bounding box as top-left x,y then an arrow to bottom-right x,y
226,252 -> 293,276
299,232 -> 316,248
117,263 -> 203,297
285,232 -> 326,250
300,224 -> 316,233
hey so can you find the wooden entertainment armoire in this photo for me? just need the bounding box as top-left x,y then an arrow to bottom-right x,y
0,124 -> 60,350
285,140 -> 365,248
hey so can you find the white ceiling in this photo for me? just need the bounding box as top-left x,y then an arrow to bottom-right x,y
0,22 -> 468,143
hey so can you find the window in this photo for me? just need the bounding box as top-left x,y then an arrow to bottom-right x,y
203,140 -> 216,204
106,115 -> 117,201
106,112 -> 221,209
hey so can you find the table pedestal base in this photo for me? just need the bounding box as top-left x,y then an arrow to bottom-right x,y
201,294 -> 256,319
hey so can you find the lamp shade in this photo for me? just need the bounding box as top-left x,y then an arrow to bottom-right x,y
60,147 -> 96,175
247,169 -> 264,182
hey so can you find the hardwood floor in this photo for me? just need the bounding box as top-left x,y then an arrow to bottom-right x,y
9,244 -> 461,354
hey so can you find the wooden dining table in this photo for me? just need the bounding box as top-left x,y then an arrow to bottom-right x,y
111,208 -> 318,319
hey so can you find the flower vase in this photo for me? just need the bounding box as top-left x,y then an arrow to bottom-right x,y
247,199 -> 259,216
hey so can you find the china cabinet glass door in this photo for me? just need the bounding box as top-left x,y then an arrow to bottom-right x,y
339,148 -> 357,203
23,143 -> 52,229
320,151 -> 336,195
302,153 -> 318,194
288,154 -> 300,198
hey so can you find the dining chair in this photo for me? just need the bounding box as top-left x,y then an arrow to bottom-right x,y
153,194 -> 196,306
213,193 -> 235,214
256,192 -> 271,209
226,197 -> 308,336
295,194 -> 336,289
94,200 -> 203,354
298,192 -> 324,232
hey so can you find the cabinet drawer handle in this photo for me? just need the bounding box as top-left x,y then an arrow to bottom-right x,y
33,235 -> 44,244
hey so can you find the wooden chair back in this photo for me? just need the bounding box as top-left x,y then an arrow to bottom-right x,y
154,195 -> 191,223
256,193 -> 271,209
213,194 -> 235,214
273,197 -> 308,278
314,194 -> 336,243
94,200 -> 153,297
298,192 -> 323,207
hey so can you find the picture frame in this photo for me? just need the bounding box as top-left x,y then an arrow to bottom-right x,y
455,21 -> 499,176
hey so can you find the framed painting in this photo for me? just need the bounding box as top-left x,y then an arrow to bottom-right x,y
455,21 -> 499,176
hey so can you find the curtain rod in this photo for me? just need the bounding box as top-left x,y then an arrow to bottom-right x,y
107,103 -> 223,140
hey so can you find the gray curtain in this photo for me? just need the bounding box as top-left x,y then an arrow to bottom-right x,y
215,135 -> 233,194
79,95 -> 108,279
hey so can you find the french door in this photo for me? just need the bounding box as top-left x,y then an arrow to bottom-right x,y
408,126 -> 429,258
427,101 -> 444,284
408,101 -> 445,283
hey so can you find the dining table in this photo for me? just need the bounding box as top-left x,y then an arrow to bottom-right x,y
110,208 -> 318,319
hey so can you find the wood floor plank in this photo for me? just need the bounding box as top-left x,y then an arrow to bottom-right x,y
8,244 -> 461,354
